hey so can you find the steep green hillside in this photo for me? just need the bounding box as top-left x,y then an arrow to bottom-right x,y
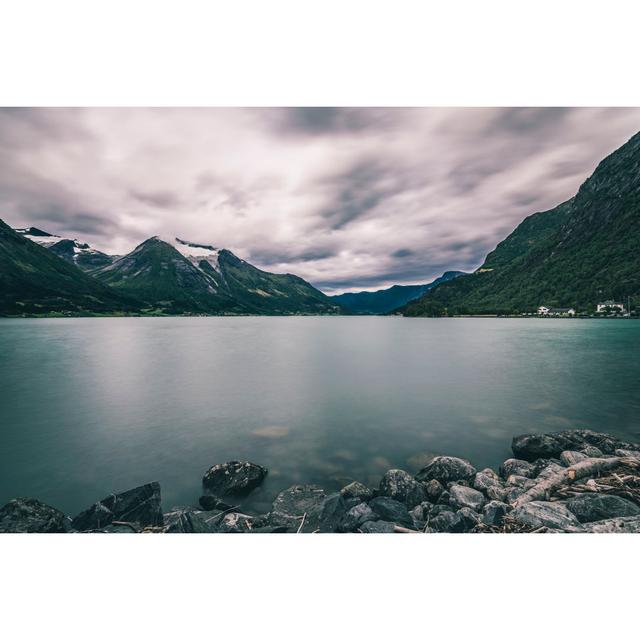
0,220 -> 139,315
402,131 -> 640,316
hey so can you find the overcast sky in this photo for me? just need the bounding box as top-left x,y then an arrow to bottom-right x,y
1,107 -> 639,294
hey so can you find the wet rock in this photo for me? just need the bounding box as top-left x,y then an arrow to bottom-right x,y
378,469 -> 427,508
482,500 -> 510,526
71,482 -> 163,532
269,485 -> 326,532
410,501 -> 433,522
340,481 -> 373,502
581,516 -> 640,533
512,429 -> 640,462
449,485 -> 486,511
505,486 -> 526,504
560,451 -> 589,467
457,507 -> 481,530
202,461 -> 267,498
437,490 -> 450,505
499,458 -> 534,479
430,504 -> 454,516
218,512 -> 257,533
430,510 -> 466,533
511,501 -> 582,531
198,495 -> 239,512
368,496 -> 414,529
416,456 -> 476,484
0,497 -> 68,533
318,493 -> 347,532
565,494 -> 640,523
163,508 -> 218,533
424,479 -> 445,502
359,520 -> 397,533
339,503 -> 378,532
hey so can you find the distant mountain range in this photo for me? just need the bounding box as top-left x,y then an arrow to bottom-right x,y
401,131 -> 640,316
1,225 -> 343,316
330,271 -> 465,314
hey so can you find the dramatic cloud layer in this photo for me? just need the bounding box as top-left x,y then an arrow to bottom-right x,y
1,107 -> 639,293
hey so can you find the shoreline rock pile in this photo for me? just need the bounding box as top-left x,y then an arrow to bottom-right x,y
2,429 -> 640,534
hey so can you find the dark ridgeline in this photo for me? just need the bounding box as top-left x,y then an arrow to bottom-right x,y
401,131 -> 640,316
329,271 -> 465,314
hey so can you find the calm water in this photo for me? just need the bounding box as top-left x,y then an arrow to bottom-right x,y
1,317 -> 638,516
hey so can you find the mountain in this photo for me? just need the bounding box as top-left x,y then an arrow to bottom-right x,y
0,220 -> 139,315
15,227 -> 113,271
330,271 -> 465,314
93,236 -> 343,315
401,131 -> 640,316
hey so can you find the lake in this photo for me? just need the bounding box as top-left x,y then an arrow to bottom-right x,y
1,317 -> 638,516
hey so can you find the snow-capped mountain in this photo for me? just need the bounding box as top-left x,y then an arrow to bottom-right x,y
93,235 -> 343,315
14,227 -> 113,271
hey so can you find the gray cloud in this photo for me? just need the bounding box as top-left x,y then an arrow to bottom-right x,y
1,107 -> 639,294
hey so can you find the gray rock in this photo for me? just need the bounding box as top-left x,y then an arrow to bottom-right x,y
368,496 -> 414,528
449,484 -> 486,511
378,469 -> 427,507
581,516 -> 640,533
163,508 -> 218,533
580,445 -> 604,457
269,485 -> 326,532
340,480 -> 373,502
318,493 -> 347,532
198,495 -> 239,512
71,482 -> 163,531
560,451 -> 589,467
505,486 -> 526,504
535,462 -> 565,481
0,497 -> 68,533
565,494 -> 640,523
424,479 -> 445,501
359,520 -> 397,533
615,448 -> 640,459
482,500 -> 510,526
217,512 -> 257,533
512,429 -> 640,462
506,475 -> 536,490
499,458 -> 534,479
437,489 -> 450,505
511,501 -> 582,531
429,510 -> 466,533
410,501 -> 433,522
457,507 -> 481,530
430,504 -> 454,516
339,502 -> 378,532
202,461 -> 267,498
416,456 -> 477,484
473,469 -> 503,493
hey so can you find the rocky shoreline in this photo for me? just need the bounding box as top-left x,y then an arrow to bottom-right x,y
2,429 -> 640,534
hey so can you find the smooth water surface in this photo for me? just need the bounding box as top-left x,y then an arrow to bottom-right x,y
1,317 -> 638,515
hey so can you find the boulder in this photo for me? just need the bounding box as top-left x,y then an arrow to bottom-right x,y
0,497 -> 68,533
499,458 -> 534,479
378,469 -> 427,508
410,501 -> 433,522
580,445 -> 604,457
581,516 -> 640,533
424,479 -> 445,502
429,510 -> 466,533
473,469 -> 503,494
416,456 -> 476,484
269,485 -> 326,532
430,504 -> 455,516
506,475 -> 536,490
340,481 -> 373,502
559,451 -> 589,467
368,496 -> 414,529
202,461 -> 267,498
615,448 -> 640,459
512,429 -> 640,462
511,501 -> 582,531
71,482 -> 163,531
339,503 -> 378,532
437,490 -> 450,505
448,485 -> 486,511
505,486 -> 526,504
359,520 -> 397,533
565,494 -> 640,523
318,493 -> 347,532
535,462 -> 566,482
163,508 -> 218,533
482,500 -> 510,526
457,507 -> 481,530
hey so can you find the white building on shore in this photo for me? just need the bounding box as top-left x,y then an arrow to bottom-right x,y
596,301 -> 625,313
537,306 -> 576,316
